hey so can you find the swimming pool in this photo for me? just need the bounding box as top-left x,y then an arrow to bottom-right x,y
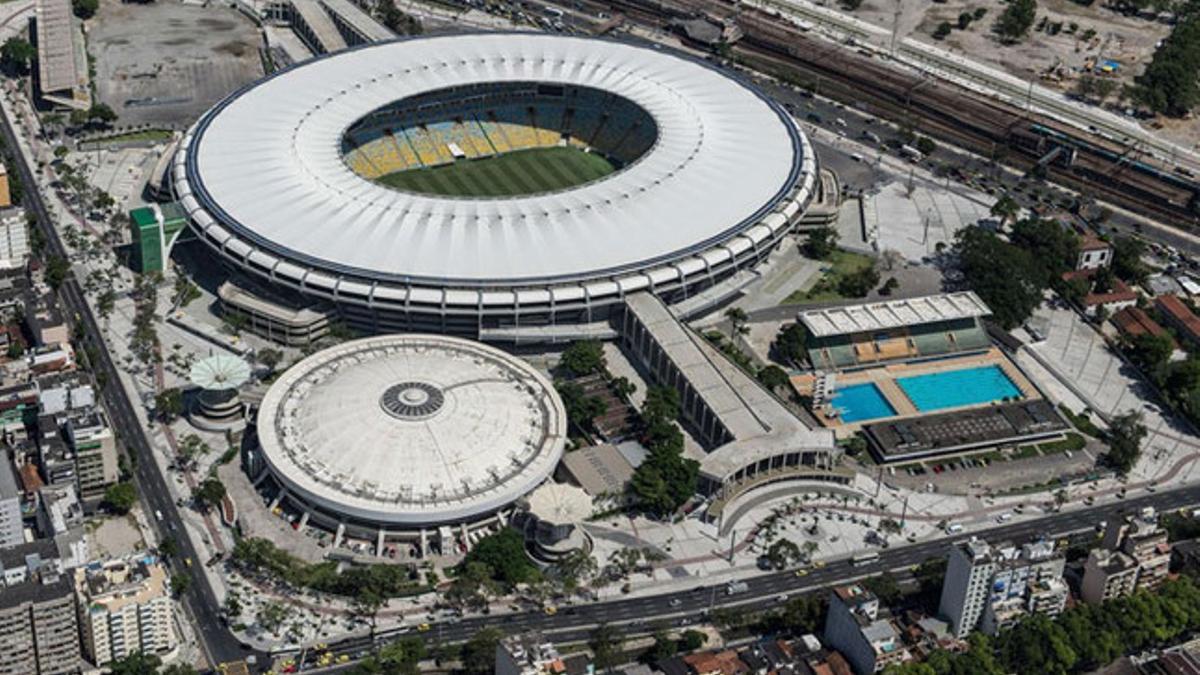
831,383 -> 897,423
896,365 -> 1021,412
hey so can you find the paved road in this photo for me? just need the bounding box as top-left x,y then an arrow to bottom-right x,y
287,481 -> 1200,672
0,101 -> 263,669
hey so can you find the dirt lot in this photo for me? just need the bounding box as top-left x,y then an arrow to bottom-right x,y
838,0 -> 1200,150
88,0 -> 264,128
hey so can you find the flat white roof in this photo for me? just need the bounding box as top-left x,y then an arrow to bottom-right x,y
798,292 -> 992,338
36,0 -> 85,95
256,335 -> 566,526
182,33 -> 806,286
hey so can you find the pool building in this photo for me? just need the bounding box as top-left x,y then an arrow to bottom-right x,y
795,293 -> 1069,463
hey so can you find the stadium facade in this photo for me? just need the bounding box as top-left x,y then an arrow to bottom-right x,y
171,33 -> 819,336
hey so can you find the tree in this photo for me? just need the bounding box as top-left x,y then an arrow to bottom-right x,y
953,227 -> 1044,328
933,21 -> 952,39
1009,218 -> 1079,284
680,629 -> 707,651
995,0 -> 1037,42
837,264 -> 880,298
155,387 -> 184,422
87,102 -> 117,125
44,255 -> 69,290
461,628 -> 504,675
1126,332 -> 1174,374
556,380 -> 608,433
257,348 -> 284,373
864,572 -> 902,605
1112,236 -> 1149,284
71,0 -> 98,19
192,478 -> 226,511
957,11 -> 974,29
561,340 -> 606,377
462,528 -> 538,586
772,323 -> 808,366
765,538 -> 801,569
161,665 -> 199,675
915,136 -> 937,156
103,482 -> 137,514
646,629 -> 677,662
1132,11 -> 1200,116
357,637 -> 425,675
631,386 -> 698,517
97,288 -> 116,321
0,37 -> 34,75
257,600 -> 287,633
158,535 -> 179,559
170,572 -> 192,596
1105,410 -> 1146,476
589,624 -> 623,674
758,365 -> 790,393
725,307 -> 749,337
223,593 -> 242,620
804,225 -> 838,259
107,652 -> 163,675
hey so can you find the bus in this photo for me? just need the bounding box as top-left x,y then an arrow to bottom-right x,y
850,551 -> 880,567
543,6 -> 563,18
899,144 -> 924,162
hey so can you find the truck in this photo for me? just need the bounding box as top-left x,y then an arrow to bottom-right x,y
726,581 -> 749,595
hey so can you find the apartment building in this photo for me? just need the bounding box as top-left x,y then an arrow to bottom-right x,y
76,557 -> 176,666
0,458 -> 24,549
1102,510 -> 1172,592
64,410 -> 118,503
1081,548 -> 1140,604
940,538 -> 1067,637
823,584 -> 912,675
0,559 -> 79,672
938,539 -> 996,639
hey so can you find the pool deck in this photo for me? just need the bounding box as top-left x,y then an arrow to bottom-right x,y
797,349 -> 1040,435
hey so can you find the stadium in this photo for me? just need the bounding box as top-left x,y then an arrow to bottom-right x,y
250,334 -> 567,552
171,33 -> 819,336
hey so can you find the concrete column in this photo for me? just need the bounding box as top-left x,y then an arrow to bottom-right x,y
459,523 -> 470,551
297,511 -> 311,531
333,522 -> 346,549
268,488 -> 288,511
419,529 -> 428,558
376,529 -> 386,557
252,470 -> 270,488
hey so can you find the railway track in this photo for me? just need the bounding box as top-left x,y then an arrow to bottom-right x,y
571,0 -> 1200,228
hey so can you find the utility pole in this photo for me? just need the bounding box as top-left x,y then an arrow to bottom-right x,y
889,0 -> 901,57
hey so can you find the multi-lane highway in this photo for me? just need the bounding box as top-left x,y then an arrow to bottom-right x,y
0,103 -> 264,669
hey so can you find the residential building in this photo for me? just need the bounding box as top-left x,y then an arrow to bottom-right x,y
0,208 -> 28,271
0,458 -> 24,549
1081,548 -> 1140,604
0,548 -> 80,675
64,410 -> 118,503
76,557 -> 176,666
1112,307 -> 1181,360
1102,509 -> 1172,592
978,540 -> 1068,635
939,539 -> 996,639
823,584 -> 912,674
24,296 -> 68,349
0,164 -> 10,208
1076,235 -> 1112,271
1156,295 -> 1200,348
496,632 -> 567,675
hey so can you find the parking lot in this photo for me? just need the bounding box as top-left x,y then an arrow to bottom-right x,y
89,0 -> 264,128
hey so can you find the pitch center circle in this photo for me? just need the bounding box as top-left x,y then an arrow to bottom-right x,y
380,381 -> 445,420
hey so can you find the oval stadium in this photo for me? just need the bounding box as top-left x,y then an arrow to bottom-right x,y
251,334 -> 566,543
171,33 -> 819,335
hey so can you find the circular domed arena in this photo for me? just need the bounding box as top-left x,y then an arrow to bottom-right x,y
172,33 -> 818,335
252,334 -> 566,552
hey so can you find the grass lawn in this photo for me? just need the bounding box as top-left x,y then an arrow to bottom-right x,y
377,146 -> 615,197
783,250 -> 875,304
84,129 -> 174,145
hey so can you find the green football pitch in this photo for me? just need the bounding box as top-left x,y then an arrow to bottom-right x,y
376,146 -> 616,197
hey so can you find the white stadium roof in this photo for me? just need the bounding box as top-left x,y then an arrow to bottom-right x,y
256,335 -> 566,526
797,292 -> 993,338
177,33 -> 807,288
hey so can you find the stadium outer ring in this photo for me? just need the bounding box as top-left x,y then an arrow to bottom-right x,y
171,33 -> 819,331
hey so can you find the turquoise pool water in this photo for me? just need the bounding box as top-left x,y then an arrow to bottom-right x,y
831,383 -> 897,423
896,365 -> 1021,412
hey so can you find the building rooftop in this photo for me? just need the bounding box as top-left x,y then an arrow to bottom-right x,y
257,335 -> 567,526
797,292 -> 991,338
624,294 -> 836,482
864,399 -> 1068,461
177,34 -> 810,289
35,0 -> 88,102
558,443 -> 637,497
1157,295 -> 1200,342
